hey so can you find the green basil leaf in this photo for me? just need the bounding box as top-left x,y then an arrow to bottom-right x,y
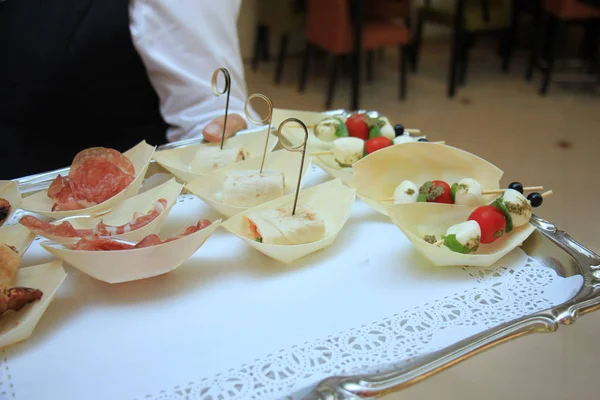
255,237 -> 263,243
450,183 -> 458,203
442,234 -> 471,254
369,125 -> 382,139
416,193 -> 427,202
492,198 -> 513,233
334,117 -> 349,137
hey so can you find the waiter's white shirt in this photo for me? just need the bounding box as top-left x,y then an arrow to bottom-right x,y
130,0 -> 248,142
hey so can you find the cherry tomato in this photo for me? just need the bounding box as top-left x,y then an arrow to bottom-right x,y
365,137 -> 392,154
427,180 -> 453,204
468,205 -> 507,244
345,114 -> 369,140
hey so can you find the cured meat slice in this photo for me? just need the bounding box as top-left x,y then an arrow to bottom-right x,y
68,158 -> 134,205
20,199 -> 167,238
95,199 -> 167,236
68,219 -> 212,251
0,287 -> 43,315
70,237 -> 136,251
0,198 -> 10,226
71,147 -> 134,176
47,147 -> 135,211
19,216 -> 89,237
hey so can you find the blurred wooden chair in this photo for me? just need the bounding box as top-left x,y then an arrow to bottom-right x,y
526,0 -> 600,95
299,0 -> 411,109
412,0 -> 512,97
252,0 -> 306,85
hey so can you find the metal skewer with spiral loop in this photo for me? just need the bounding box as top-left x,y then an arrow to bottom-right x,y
244,93 -> 274,174
211,67 -> 231,150
276,118 -> 309,215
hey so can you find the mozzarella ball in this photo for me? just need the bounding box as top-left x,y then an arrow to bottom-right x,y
332,137 -> 365,166
454,178 -> 484,206
446,220 -> 481,252
379,117 -> 396,141
393,135 -> 416,145
393,180 -> 419,204
502,188 -> 532,227
315,118 -> 341,143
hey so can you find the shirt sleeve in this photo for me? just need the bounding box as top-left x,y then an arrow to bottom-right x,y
130,0 -> 249,142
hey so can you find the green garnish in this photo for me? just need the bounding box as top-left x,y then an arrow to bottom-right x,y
334,117 -> 349,137
417,193 -> 427,202
492,198 -> 513,233
368,125 -> 382,139
423,235 -> 438,244
255,237 -> 263,243
450,183 -> 458,203
442,234 -> 473,254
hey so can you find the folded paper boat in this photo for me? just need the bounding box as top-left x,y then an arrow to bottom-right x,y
20,141 -> 156,219
0,260 -> 67,348
351,142 -> 503,215
153,127 -> 278,183
222,179 -> 355,264
40,220 -> 222,284
386,202 -> 536,267
185,150 -> 312,218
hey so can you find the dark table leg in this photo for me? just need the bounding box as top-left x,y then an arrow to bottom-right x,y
350,0 -> 364,111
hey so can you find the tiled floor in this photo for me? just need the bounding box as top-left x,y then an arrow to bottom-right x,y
245,41 -> 600,399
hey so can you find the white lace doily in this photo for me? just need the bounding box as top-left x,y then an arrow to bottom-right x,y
131,257 -> 581,400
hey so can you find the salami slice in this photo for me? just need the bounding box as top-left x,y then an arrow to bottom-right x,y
48,147 -> 135,211
70,147 -> 134,176
134,234 -> 163,248
95,199 -> 167,236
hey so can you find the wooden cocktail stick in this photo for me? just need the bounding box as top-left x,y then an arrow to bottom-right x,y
482,186 -> 544,195
433,239 -> 444,247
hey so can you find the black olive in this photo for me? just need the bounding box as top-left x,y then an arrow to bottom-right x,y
394,124 -> 405,136
508,182 -> 523,194
418,138 -> 429,142
527,192 -> 543,208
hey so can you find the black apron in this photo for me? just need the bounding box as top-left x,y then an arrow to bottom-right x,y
0,0 -> 168,179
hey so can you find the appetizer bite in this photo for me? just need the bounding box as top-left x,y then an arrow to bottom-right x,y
222,179 -> 355,263
42,218 -> 222,283
0,245 -> 42,316
0,181 -> 22,227
0,198 -> 9,226
186,150 -> 311,218
153,127 -> 278,183
20,141 -> 155,219
351,142 -> 503,215
246,204 -> 326,245
20,178 -> 182,242
433,189 -> 550,255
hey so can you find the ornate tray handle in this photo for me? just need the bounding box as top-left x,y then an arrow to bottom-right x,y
304,216 -> 600,400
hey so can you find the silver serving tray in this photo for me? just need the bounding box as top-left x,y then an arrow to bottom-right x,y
11,113 -> 600,399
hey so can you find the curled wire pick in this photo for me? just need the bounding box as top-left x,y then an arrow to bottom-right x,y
211,68 -> 231,150
244,93 -> 273,174
277,118 -> 308,215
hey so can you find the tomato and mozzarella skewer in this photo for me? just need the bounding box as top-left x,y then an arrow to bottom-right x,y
453,178 -> 484,206
393,181 -> 419,204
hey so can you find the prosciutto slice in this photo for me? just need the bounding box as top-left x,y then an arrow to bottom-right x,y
69,219 -> 212,251
20,199 -> 167,238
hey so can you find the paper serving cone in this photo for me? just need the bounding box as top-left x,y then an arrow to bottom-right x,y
20,141 -> 156,219
0,260 -> 67,349
185,150 -> 313,218
0,180 -> 22,225
222,179 -> 355,264
33,178 -> 183,243
351,143 -> 503,215
153,126 -> 278,183
386,202 -> 536,267
0,224 -> 36,256
40,220 -> 222,284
